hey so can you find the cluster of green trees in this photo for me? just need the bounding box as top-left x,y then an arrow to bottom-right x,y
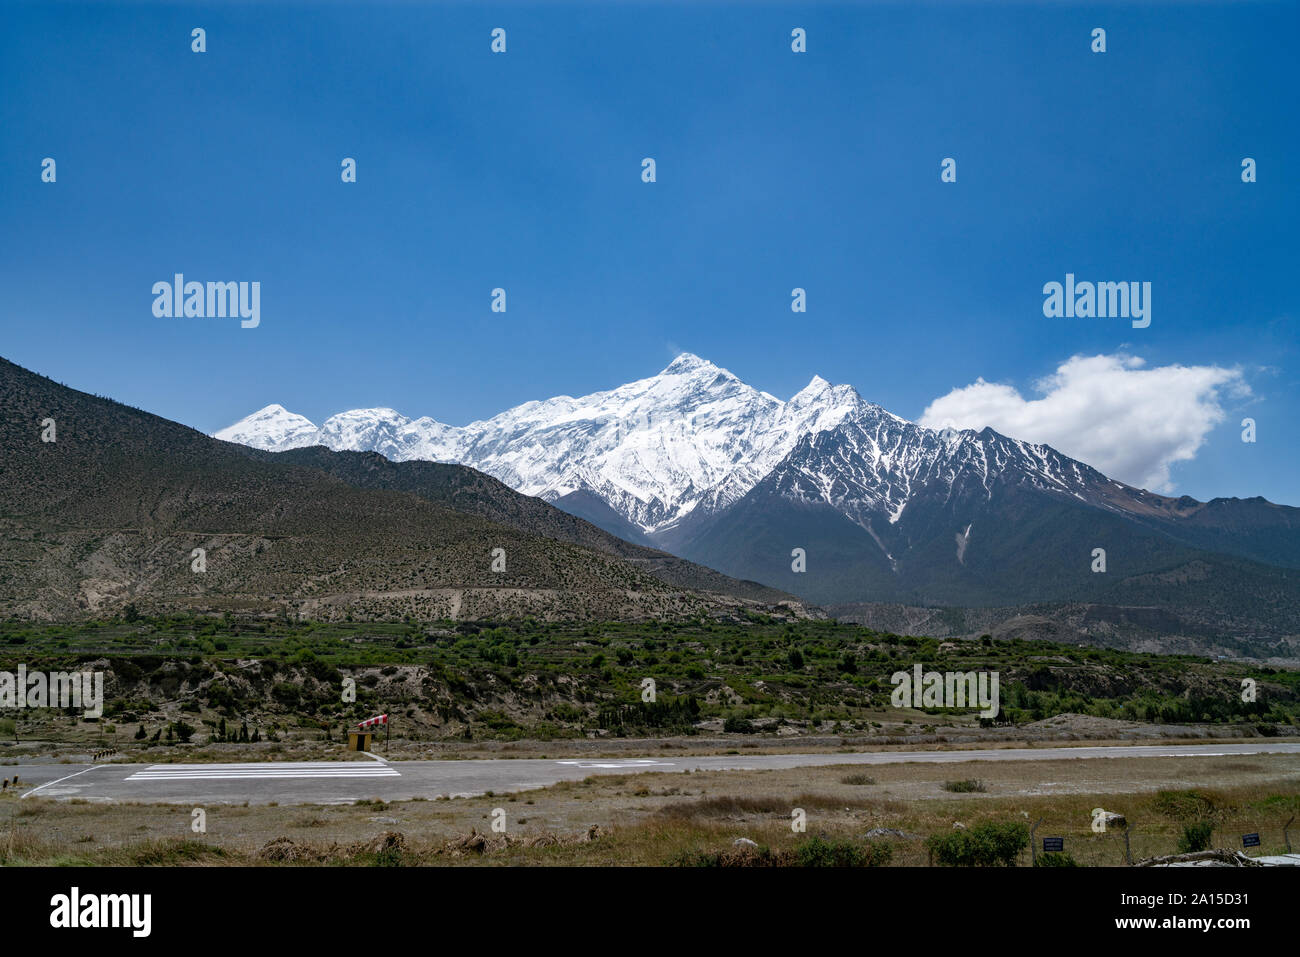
596,696 -> 701,733
207,716 -> 260,743
132,720 -> 195,743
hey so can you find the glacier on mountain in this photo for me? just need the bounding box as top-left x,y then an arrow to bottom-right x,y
215,353 -> 873,533
215,353 -> 1106,538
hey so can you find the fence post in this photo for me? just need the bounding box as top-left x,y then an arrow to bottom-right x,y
1030,818 -> 1043,866
1284,815 -> 1294,854
1123,825 -> 1132,866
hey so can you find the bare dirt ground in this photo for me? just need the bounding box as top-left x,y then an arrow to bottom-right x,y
3,752 -> 1296,866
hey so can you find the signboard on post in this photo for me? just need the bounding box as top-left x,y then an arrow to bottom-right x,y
1242,833 -> 1261,848
1042,837 -> 1064,853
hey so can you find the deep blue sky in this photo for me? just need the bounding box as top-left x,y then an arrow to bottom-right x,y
2,2 -> 1296,504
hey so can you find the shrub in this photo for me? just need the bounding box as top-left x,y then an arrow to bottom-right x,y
796,836 -> 892,867
671,837 -> 891,867
271,682 -> 301,705
1178,821 -> 1213,854
926,821 -> 1028,867
943,779 -> 986,793
1035,851 -> 1078,867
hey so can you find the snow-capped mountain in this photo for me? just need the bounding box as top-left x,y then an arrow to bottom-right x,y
760,408 -> 1115,532
673,401 -> 1300,609
216,352 -> 1300,613
215,404 -> 318,450
216,353 -> 867,533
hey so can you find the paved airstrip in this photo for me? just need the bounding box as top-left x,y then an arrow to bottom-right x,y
11,741 -> 1299,806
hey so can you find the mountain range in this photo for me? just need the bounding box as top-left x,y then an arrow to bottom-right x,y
218,353 -> 868,539
0,356 -> 801,623
218,354 -> 1300,642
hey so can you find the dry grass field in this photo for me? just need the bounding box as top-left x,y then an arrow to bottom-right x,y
3,752 -> 1296,866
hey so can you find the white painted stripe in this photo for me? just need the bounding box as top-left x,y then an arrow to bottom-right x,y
126,769 -> 399,780
556,759 -> 675,768
19,764 -> 101,799
138,762 -> 389,770
127,773 -> 398,780
127,768 -> 399,776
124,761 -> 401,781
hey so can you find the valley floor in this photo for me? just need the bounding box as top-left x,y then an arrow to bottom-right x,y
3,745 -> 1297,867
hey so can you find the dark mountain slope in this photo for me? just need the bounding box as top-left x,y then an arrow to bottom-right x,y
674,414 -> 1300,637
248,445 -> 788,604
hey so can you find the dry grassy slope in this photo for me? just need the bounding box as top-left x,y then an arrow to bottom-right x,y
0,358 -> 801,622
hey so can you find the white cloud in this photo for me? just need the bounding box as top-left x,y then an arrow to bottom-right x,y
919,354 -> 1248,492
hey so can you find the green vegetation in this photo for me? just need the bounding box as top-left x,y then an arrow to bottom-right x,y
0,613 -> 1295,744
1034,851 -> 1078,867
670,835 -> 893,867
1177,821 -> 1214,853
926,821 -> 1029,867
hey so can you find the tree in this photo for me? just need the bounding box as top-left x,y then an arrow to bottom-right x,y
134,725 -> 147,740
787,649 -> 805,670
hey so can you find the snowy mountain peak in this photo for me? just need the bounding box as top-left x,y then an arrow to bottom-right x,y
214,404 -> 317,451
215,356 -> 916,533
660,352 -> 719,376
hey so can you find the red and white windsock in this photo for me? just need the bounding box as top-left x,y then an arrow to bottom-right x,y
358,714 -> 388,728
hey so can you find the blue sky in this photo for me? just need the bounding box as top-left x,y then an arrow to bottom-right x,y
2,1 -> 1296,504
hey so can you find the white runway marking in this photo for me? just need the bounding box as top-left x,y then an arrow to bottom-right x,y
20,764 -> 103,799
556,759 -> 675,769
125,762 -> 400,781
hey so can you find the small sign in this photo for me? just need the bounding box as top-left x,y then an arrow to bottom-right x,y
1242,833 -> 1261,848
1042,837 -> 1064,853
